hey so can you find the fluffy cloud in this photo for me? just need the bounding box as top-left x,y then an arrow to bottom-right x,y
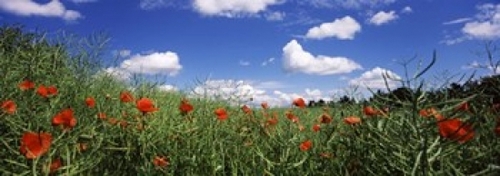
192,0 -> 282,17
369,10 -> 398,25
190,79 -> 334,107
444,3 -> 500,44
119,51 -> 182,76
305,16 -> 361,40
157,84 -> 178,92
101,51 -> 182,81
349,67 -> 402,89
282,40 -> 362,75
0,0 -> 82,21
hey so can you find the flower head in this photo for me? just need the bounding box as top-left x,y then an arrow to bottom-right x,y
136,98 -> 159,114
52,108 -> 77,130
215,108 -> 228,121
299,140 -> 312,151
19,132 -> 52,159
1,100 -> 16,114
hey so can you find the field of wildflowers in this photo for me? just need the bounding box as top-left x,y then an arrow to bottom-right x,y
1,25 -> 500,175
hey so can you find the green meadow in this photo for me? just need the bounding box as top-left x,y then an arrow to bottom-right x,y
1,25 -> 500,175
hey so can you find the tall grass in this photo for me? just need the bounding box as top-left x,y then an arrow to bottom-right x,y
1,25 -> 500,175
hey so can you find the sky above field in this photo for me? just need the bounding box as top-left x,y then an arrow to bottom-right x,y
1,0 -> 500,107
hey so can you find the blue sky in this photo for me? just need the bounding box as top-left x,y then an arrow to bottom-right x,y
1,0 -> 499,107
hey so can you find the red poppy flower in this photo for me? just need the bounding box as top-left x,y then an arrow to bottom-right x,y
52,108 -> 77,130
299,140 -> 312,151
437,118 -> 474,143
241,105 -> 252,114
36,85 -> 57,98
85,97 -> 95,108
19,132 -> 52,159
215,108 -> 228,121
319,113 -> 332,124
312,124 -> 321,132
136,98 -> 159,114
261,102 -> 269,109
179,99 -> 194,115
153,156 -> 169,168
343,116 -> 361,125
47,86 -> 57,95
48,158 -> 62,174
120,91 -> 134,103
363,106 -> 380,116
293,98 -> 306,108
1,100 -> 16,114
18,80 -> 35,91
285,111 -> 299,123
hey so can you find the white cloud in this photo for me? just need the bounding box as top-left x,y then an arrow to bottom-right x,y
463,3 -> 500,39
369,10 -> 398,25
0,0 -> 82,21
239,60 -> 250,66
253,80 -> 288,89
401,6 -> 412,13
349,67 -> 402,89
444,3 -> 500,44
119,51 -> 182,76
443,18 -> 472,25
305,16 -> 361,40
69,0 -> 97,3
335,0 -> 396,9
157,84 -> 178,92
261,57 -> 275,66
140,0 -> 172,10
99,67 -> 132,82
265,11 -> 285,21
192,0 -> 282,17
189,79 -> 336,107
101,51 -> 182,81
282,40 -> 362,75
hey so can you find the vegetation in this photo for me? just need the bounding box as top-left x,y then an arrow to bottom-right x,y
1,25 -> 500,175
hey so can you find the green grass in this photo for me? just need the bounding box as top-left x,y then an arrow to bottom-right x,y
1,25 -> 500,176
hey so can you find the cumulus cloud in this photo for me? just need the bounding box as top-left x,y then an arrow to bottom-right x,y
101,51 -> 182,81
369,10 -> 398,25
282,40 -> 362,75
189,79 -> 335,108
0,0 -> 82,21
349,67 -> 402,89
119,51 -> 182,76
443,3 -> 500,44
305,16 -> 361,40
157,84 -> 178,92
192,0 -> 282,17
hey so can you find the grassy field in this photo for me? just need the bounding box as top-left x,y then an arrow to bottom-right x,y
1,25 -> 500,175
